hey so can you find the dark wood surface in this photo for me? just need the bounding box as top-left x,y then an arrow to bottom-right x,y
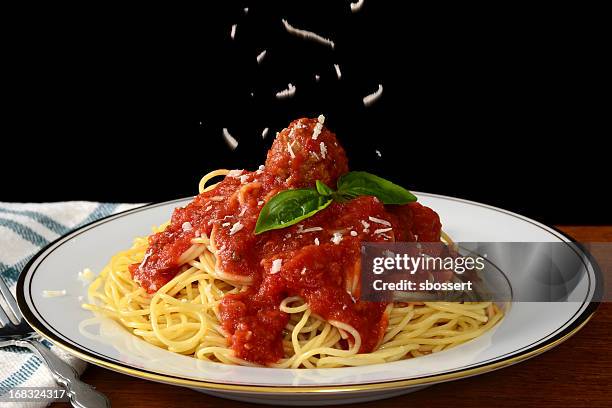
54,226 -> 612,407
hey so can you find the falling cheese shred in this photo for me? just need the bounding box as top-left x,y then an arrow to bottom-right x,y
282,19 -> 335,49
350,0 -> 365,12
275,83 -> 296,99
334,64 -> 342,79
222,128 -> 239,150
363,84 -> 383,107
256,49 -> 267,64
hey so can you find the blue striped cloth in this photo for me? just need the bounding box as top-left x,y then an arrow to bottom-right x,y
0,201 -> 141,407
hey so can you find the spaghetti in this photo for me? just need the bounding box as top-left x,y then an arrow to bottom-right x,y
83,118 -> 502,368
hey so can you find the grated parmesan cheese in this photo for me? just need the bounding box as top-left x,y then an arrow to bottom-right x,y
261,127 -> 269,139
374,227 -> 392,234
282,19 -> 335,49
297,225 -> 323,233
271,259 -> 282,274
287,141 -> 296,158
239,207 -> 247,217
205,205 -> 213,212
240,174 -> 249,184
350,0 -> 365,12
314,238 -> 320,245
256,49 -> 266,64
222,128 -> 238,150
363,84 -> 383,107
77,268 -> 95,285
334,63 -> 342,79
331,232 -> 343,245
182,222 -> 193,232
368,216 -> 391,226
229,221 -> 244,235
276,83 -> 296,99
350,231 -> 358,236
222,222 -> 231,227
311,114 -> 325,140
230,24 -> 237,39
375,149 -> 382,157
42,289 -> 66,298
227,169 -> 244,178
257,200 -> 264,206
210,196 -> 225,201
320,142 -> 327,158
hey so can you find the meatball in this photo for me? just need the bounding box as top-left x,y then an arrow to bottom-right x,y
265,117 -> 349,188
388,202 -> 442,242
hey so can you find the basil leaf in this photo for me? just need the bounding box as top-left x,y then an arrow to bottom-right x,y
255,188 -> 333,234
316,180 -> 334,196
336,171 -> 417,204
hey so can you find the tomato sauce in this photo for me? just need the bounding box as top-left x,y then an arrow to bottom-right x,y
131,118 -> 442,365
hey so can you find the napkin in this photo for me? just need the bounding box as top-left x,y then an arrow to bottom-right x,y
0,201 -> 141,407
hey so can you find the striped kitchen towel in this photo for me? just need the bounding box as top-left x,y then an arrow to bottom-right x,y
0,201 -> 142,407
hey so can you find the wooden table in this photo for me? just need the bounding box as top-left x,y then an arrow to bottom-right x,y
55,226 -> 612,408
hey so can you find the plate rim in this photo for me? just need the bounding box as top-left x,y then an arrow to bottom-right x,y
16,193 -> 602,394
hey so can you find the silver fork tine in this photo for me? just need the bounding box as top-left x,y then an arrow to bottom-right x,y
0,276 -> 22,323
0,303 -> 11,327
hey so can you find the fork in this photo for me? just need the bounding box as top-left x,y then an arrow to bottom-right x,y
0,277 -> 111,408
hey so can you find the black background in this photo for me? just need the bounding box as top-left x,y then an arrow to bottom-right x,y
3,2 -> 607,224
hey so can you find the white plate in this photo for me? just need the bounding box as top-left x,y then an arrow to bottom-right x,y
16,193 -> 601,406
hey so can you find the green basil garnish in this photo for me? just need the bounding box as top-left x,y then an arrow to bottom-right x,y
316,180 -> 334,196
254,171 -> 416,234
255,189 -> 333,234
336,171 -> 417,204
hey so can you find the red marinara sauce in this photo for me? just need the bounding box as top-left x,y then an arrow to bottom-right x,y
130,117 -> 442,365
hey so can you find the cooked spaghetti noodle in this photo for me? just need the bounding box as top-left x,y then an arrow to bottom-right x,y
83,168 -> 503,368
